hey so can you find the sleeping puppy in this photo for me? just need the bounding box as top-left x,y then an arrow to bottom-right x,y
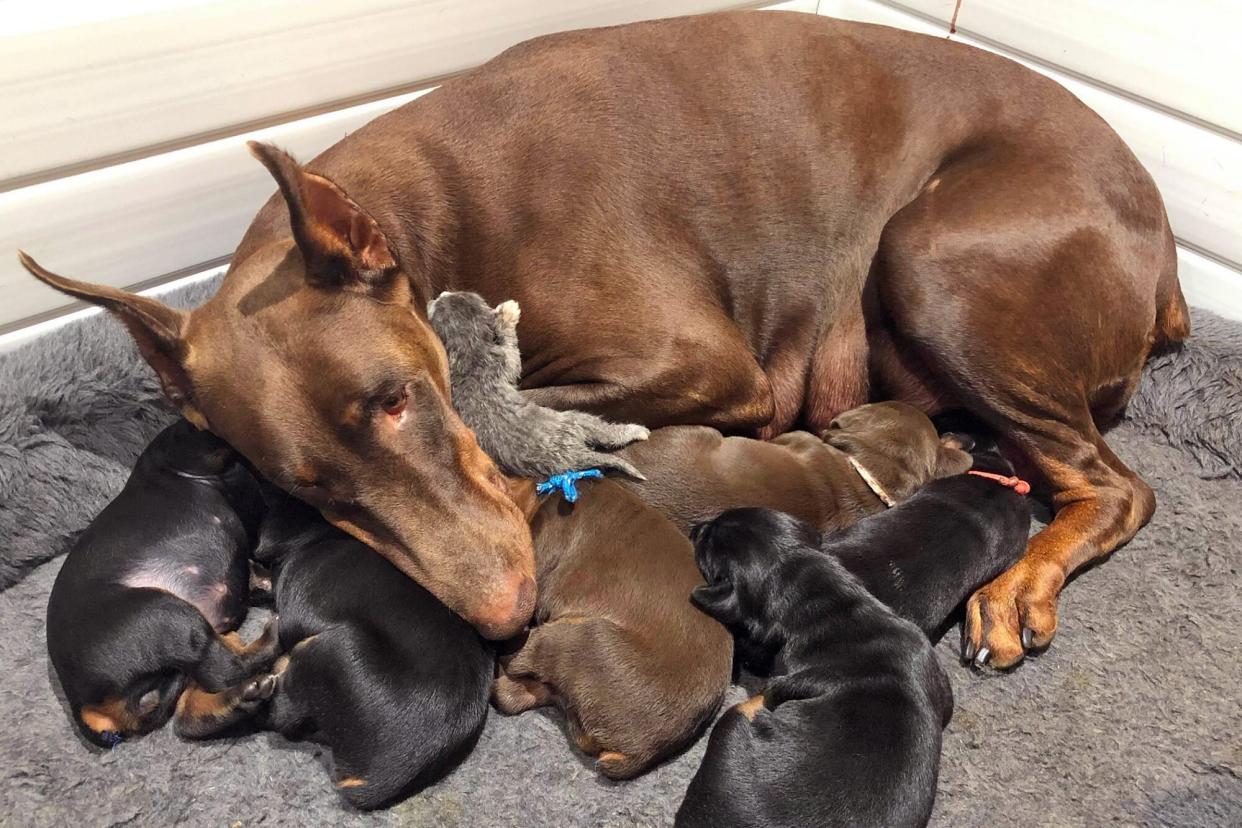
680,509 -> 954,828
429,291 -> 730,779
492,477 -> 732,779
244,494 -> 494,810
45,419 -> 278,748
615,401 -> 974,534
829,442 -> 1033,642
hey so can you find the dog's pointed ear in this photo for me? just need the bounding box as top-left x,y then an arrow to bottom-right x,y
691,582 -> 742,625
934,434 -> 975,478
18,252 -> 206,426
248,141 -> 398,293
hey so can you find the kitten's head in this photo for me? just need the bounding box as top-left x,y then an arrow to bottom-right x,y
427,292 -> 522,382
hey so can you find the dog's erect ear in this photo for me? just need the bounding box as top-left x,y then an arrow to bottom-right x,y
17,252 -> 205,425
248,142 -> 398,292
691,582 -> 742,625
934,436 -> 974,479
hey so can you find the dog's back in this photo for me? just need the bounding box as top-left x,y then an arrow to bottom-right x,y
501,479 -> 732,778
683,516 -> 951,827
680,657 -> 948,828
258,501 -> 493,809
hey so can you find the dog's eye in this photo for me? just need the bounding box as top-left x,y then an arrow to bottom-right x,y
380,386 -> 409,417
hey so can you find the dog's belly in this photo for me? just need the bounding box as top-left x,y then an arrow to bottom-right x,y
121,561 -> 239,632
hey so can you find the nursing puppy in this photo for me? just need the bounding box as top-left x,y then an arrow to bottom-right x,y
433,292 -> 729,777
45,419 -> 278,748
616,402 -> 974,534
832,442 -> 1034,642
247,494 -> 494,809
493,478 -> 733,778
681,509 -> 954,828
427,291 -> 649,478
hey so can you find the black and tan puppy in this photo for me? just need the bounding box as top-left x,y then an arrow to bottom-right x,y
617,402 -> 973,534
45,419 -> 278,748
680,509 -> 954,828
246,494 -> 494,810
492,478 -> 732,779
835,443 -> 1034,644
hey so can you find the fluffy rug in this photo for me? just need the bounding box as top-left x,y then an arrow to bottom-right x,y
1,279 -> 1240,826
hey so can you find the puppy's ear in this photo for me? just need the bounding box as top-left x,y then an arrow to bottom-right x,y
934,443 -> 974,478
938,432 -> 975,452
691,582 -> 742,625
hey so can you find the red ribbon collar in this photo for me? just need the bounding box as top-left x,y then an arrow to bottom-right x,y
967,470 -> 1031,495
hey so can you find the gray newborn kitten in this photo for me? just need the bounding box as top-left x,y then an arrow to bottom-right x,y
427,291 -> 649,479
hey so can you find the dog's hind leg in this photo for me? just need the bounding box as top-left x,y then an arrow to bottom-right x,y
874,154 -> 1179,669
193,619 -> 281,691
174,674 -> 276,739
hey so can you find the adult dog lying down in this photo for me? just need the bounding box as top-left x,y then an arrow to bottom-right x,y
20,11 -> 1187,668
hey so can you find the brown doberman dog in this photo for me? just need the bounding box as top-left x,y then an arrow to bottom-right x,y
20,12 -> 1187,664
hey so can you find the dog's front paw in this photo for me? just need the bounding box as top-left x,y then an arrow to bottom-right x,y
963,559 -> 1065,669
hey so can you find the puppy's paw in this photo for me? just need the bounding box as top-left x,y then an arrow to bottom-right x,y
242,673 -> 278,703
491,674 -> 550,715
963,559 -> 1064,670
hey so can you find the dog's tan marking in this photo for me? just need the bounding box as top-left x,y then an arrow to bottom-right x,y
80,698 -> 136,734
337,777 -> 367,788
175,684 -> 236,721
221,626 -> 276,657
736,694 -> 766,720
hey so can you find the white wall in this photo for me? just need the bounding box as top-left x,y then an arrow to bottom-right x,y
0,0 -> 1236,339
0,0 -> 814,336
818,0 -> 1242,321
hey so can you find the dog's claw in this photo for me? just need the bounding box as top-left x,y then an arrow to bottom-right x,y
1021,627 -> 1034,649
962,639 -> 976,663
973,647 -> 990,668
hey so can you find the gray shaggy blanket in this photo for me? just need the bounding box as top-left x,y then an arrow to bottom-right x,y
1,280 -> 1239,827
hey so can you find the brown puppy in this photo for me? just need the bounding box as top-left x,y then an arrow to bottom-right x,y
492,478 -> 731,779
617,401 -> 973,534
